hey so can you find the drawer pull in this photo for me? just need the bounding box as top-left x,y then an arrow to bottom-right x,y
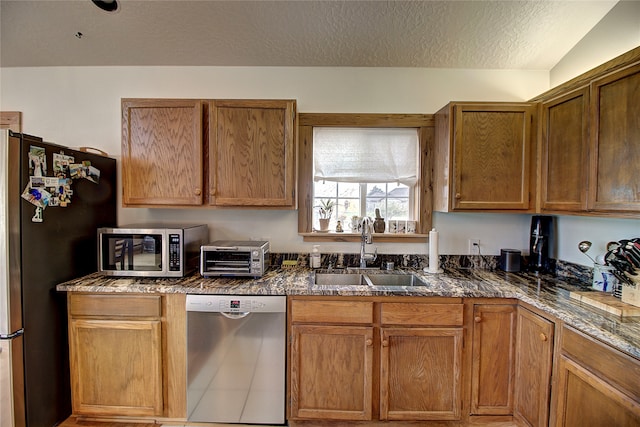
540,333 -> 548,342
365,339 -> 373,347
474,316 -> 482,323
382,339 -> 389,347
195,188 -> 202,196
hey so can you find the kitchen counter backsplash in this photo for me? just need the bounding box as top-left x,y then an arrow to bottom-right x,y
274,253 -> 500,271
273,252 -> 592,285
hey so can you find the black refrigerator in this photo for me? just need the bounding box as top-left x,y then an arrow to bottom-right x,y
0,130 -> 117,426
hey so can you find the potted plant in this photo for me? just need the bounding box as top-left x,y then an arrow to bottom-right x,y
315,199 -> 334,231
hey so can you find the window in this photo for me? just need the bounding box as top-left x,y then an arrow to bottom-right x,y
312,127 -> 418,231
298,114 -> 434,241
314,181 -> 412,231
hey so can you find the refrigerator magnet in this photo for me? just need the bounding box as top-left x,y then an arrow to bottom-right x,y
31,207 -> 43,223
28,145 -> 47,177
85,165 -> 100,184
53,153 -> 73,178
21,185 -> 51,209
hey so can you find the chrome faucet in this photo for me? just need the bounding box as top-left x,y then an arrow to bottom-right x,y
360,217 -> 377,268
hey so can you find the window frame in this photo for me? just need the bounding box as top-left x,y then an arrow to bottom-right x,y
298,113 -> 434,242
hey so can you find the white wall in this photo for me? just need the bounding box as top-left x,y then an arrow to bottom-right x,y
1,63 -> 638,266
551,0 -> 640,86
1,66 -> 552,258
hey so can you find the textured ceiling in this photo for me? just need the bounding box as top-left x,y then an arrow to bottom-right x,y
0,0 -> 618,69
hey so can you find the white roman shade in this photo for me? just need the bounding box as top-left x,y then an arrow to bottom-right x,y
313,127 -> 419,185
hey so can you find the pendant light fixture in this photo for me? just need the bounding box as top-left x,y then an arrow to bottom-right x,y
91,0 -> 118,12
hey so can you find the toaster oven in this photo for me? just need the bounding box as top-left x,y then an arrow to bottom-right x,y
200,240 -> 270,277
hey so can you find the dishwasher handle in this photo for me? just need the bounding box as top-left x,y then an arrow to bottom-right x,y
220,311 -> 250,319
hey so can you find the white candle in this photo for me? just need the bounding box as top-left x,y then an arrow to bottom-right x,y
427,228 -> 442,273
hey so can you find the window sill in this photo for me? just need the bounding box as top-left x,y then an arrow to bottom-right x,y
300,232 -> 428,243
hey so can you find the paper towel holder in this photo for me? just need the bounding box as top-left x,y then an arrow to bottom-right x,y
424,228 -> 444,274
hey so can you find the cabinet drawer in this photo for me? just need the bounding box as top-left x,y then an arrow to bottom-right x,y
291,300 -> 374,324
561,326 -> 640,399
381,303 -> 464,326
69,294 -> 162,318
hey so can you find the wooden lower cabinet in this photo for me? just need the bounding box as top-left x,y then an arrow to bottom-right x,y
513,306 -> 554,427
470,303 -> 517,415
290,324 -> 374,420
380,327 -> 463,420
69,318 -> 163,416
289,297 -> 464,424
554,326 -> 640,427
67,293 -> 186,420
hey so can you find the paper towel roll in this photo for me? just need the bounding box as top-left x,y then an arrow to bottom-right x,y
426,228 -> 443,274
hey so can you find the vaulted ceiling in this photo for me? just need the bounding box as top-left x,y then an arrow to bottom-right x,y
0,0 -> 618,69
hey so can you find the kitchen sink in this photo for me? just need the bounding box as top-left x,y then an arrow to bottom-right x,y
314,273 -> 368,286
314,272 -> 427,287
365,273 -> 427,287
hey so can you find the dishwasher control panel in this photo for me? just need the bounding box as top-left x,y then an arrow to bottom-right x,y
186,294 -> 286,313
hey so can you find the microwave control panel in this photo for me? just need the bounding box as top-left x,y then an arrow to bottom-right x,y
168,234 -> 181,271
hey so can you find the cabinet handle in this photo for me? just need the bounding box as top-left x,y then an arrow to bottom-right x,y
382,339 -> 389,347
455,193 -> 461,199
540,333 -> 547,342
365,339 -> 373,347
195,188 -> 202,196
474,316 -> 482,323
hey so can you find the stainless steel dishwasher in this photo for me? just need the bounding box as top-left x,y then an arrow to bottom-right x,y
186,294 -> 286,424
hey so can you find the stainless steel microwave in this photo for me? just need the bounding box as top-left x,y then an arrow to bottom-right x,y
200,240 -> 270,277
98,224 -> 208,277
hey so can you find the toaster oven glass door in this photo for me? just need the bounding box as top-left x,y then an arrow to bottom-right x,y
101,234 -> 163,272
202,251 -> 251,275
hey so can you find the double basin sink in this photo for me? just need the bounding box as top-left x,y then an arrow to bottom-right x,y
314,270 -> 427,287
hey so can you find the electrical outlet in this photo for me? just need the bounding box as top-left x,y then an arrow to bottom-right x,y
468,239 -> 480,254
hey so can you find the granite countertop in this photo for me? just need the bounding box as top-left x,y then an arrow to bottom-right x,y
56,267 -> 640,360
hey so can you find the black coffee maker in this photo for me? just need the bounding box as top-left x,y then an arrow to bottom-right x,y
528,215 -> 555,273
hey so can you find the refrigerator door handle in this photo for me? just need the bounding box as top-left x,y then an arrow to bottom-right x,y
0,328 -> 23,340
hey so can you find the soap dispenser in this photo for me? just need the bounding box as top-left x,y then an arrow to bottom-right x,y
310,245 -> 321,268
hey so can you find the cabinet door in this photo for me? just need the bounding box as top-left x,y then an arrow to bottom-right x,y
208,99 -> 296,207
121,99 -> 204,206
540,87 -> 590,212
470,304 -> 517,415
290,324 -> 373,421
380,327 -> 463,421
513,307 -> 554,427
452,103 -> 533,210
69,318 -> 163,416
555,326 -> 640,427
555,356 -> 640,427
589,63 -> 640,212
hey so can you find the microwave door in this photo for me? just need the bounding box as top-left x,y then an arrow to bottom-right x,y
102,234 -> 162,272
113,239 -> 134,270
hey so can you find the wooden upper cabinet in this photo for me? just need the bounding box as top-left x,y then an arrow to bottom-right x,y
434,102 -> 535,211
540,87 -> 590,212
121,98 -> 297,208
589,63 -> 640,213
121,99 -> 204,206
208,99 -> 296,208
